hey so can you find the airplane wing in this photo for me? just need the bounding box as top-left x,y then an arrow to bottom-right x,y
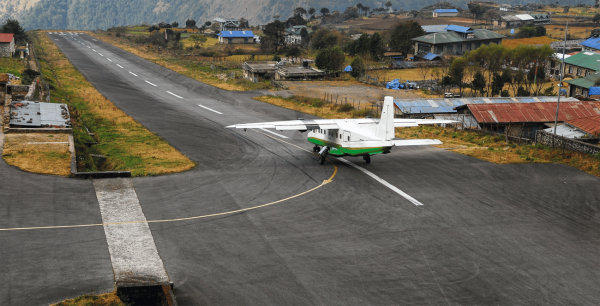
342,139 -> 442,148
227,119 -> 338,131
393,118 -> 457,127
226,118 -> 457,131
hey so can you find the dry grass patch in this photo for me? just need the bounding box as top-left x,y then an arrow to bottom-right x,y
52,291 -> 125,306
254,95 -> 376,119
2,133 -> 71,176
396,125 -> 600,177
502,36 -> 557,48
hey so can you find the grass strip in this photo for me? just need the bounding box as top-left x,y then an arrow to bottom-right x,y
0,57 -> 27,78
396,125 -> 600,177
2,134 -> 71,176
52,291 -> 125,306
254,95 -> 376,119
33,31 -> 195,176
89,32 -> 271,91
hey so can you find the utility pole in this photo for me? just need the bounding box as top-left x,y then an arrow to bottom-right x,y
554,22 -> 568,135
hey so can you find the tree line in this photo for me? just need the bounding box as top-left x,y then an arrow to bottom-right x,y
443,44 -> 555,97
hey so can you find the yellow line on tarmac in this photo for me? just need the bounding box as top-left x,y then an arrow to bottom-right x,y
0,130 -> 337,232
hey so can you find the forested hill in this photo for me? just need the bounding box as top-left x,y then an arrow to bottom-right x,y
0,0 -> 595,30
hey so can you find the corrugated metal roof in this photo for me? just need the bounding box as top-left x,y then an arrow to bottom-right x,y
580,36 -> 600,51
565,70 -> 600,89
423,53 -> 441,60
564,51 -> 600,71
567,114 -> 600,136
0,33 -> 14,43
445,25 -> 473,33
422,24 -> 449,33
218,31 -> 254,38
515,14 -> 534,20
464,101 -> 600,124
394,96 -> 578,115
542,124 -> 587,138
433,9 -> 458,13
413,29 -> 504,44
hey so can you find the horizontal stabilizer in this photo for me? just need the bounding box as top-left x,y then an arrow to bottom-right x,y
390,139 -> 442,146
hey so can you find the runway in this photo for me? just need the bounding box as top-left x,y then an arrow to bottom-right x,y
0,32 -> 599,305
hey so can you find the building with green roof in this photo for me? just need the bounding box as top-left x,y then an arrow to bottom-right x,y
564,51 -> 600,79
411,26 -> 505,58
565,70 -> 600,98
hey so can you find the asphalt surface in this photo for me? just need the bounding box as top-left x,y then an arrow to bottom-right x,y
1,32 -> 598,305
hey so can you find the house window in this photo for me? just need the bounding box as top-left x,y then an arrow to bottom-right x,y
244,38 -> 248,43
577,68 -> 582,76
228,38 -> 232,43
568,66 -> 573,74
586,70 -> 591,76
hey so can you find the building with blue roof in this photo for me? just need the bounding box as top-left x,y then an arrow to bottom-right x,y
218,31 -> 255,44
580,36 -> 600,52
432,9 -> 458,17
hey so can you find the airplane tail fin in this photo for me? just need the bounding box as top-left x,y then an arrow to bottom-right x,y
376,96 -> 395,140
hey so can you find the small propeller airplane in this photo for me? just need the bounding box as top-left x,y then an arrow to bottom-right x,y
227,96 -> 456,164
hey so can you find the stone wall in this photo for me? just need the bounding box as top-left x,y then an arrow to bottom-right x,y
536,130 -> 600,155
0,41 -> 15,57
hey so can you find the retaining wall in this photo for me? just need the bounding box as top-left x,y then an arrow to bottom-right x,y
536,130 -> 600,155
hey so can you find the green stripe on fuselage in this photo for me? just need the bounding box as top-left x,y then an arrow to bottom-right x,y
307,137 -> 390,157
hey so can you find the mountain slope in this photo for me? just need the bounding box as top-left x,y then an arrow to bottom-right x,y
0,0 -> 594,31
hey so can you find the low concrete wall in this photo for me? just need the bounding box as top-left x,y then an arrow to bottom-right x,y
73,171 -> 132,178
4,127 -> 73,133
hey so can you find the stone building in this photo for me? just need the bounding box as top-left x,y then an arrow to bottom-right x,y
412,25 -> 505,58
0,33 -> 15,57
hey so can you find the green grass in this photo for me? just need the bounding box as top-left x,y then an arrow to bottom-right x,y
0,57 -> 26,77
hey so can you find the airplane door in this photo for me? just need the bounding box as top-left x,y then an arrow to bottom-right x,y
343,130 -> 353,142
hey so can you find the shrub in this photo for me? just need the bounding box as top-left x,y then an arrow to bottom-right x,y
517,86 -> 530,97
337,103 -> 355,112
501,90 -> 510,97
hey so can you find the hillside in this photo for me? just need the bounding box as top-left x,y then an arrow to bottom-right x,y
0,0 -> 595,30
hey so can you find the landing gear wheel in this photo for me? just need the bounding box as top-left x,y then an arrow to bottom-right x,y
319,154 -> 326,165
313,146 -> 320,152
363,155 -> 371,163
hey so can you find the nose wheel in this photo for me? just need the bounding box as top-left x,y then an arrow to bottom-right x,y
363,155 -> 371,163
313,145 -> 320,152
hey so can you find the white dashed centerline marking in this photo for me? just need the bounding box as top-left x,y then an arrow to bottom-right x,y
259,128 -> 287,138
87,46 -> 90,48
107,58 -> 112,62
116,64 -> 123,68
128,71 -> 138,77
145,81 -> 157,87
99,53 -> 103,56
167,91 -> 183,99
92,49 -> 96,52
197,104 -> 223,114
337,158 -> 425,206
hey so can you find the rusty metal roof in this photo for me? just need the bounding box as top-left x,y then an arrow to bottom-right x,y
0,73 -> 9,83
461,102 -> 600,124
568,114 -> 600,136
0,33 -> 14,43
